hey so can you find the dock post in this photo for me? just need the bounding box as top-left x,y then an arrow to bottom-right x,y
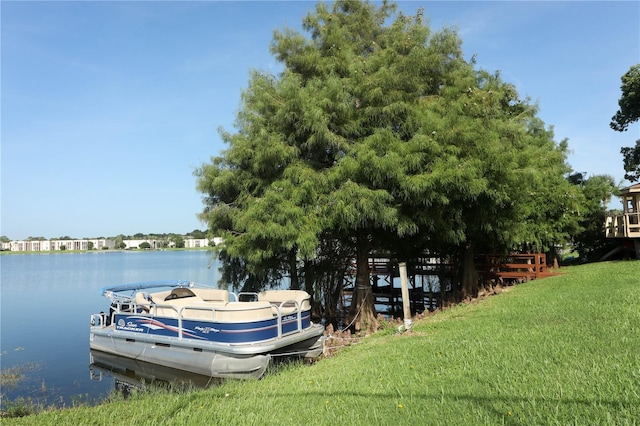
399,262 -> 412,331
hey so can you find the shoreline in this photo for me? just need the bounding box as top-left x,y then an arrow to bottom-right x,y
0,247 -> 212,255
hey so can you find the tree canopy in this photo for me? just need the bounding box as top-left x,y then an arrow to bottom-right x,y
611,64 -> 640,182
568,172 -> 618,262
611,64 -> 640,132
196,0 -> 580,330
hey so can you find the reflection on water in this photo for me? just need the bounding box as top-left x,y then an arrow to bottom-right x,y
89,350 -> 223,397
0,251 -> 221,407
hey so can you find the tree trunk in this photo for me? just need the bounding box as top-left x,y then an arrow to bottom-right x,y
302,259 -> 323,322
288,248 -> 299,290
347,234 -> 378,332
460,243 -> 478,298
302,259 -> 313,297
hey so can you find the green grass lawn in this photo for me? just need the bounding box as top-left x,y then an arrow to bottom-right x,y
4,261 -> 639,425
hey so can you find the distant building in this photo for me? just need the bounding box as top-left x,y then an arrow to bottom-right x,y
1,238 -> 115,252
184,237 -> 223,248
1,236 -> 223,252
123,239 -> 158,249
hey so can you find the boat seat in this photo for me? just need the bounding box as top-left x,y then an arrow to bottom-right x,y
134,292 -> 155,312
135,290 -> 185,312
214,302 -> 274,322
148,290 -> 172,301
149,298 -> 273,322
152,296 -> 210,319
134,291 -> 279,322
258,290 -> 311,314
190,288 -> 230,303
180,301 -> 226,320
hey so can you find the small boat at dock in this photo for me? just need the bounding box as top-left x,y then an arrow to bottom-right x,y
90,280 -> 325,379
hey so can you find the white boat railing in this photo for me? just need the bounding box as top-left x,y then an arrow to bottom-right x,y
148,304 -> 219,339
90,313 -> 107,327
92,298 -> 308,341
272,299 -> 303,339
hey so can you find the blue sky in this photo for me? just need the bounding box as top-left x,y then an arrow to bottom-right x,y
2,1 -> 639,240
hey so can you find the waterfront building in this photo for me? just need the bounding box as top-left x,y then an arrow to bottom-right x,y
1,238 -> 115,252
1,236 -> 222,252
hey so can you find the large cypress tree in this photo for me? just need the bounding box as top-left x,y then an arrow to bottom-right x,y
197,1 -> 465,330
196,0 -> 580,330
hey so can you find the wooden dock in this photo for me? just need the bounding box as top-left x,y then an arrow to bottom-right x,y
342,256 -> 452,315
478,253 -> 558,282
342,253 -> 557,316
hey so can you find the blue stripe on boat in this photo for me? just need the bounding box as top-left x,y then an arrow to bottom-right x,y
114,310 -> 313,344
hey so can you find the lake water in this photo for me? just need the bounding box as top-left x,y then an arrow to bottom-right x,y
0,250 -> 222,407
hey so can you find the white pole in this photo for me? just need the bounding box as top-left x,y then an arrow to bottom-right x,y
399,262 -> 412,331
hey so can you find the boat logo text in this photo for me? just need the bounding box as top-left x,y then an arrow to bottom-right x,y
194,326 -> 220,334
116,318 -> 144,332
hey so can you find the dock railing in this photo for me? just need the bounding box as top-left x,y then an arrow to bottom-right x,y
480,253 -> 548,281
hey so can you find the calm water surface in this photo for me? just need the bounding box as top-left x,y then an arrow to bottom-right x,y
0,250 -> 221,406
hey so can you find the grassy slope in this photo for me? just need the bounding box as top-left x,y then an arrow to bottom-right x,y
7,261 -> 639,425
